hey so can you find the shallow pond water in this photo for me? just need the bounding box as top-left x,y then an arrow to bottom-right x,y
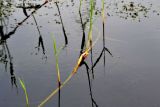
0,0 -> 160,107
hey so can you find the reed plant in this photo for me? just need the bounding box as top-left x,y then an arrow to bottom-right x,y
38,0 -> 95,106
52,35 -> 62,107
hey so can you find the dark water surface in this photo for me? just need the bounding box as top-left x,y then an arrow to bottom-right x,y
0,0 -> 160,107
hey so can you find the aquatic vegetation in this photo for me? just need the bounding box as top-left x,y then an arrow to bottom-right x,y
19,78 -> 29,107
0,0 -> 13,18
102,0 -> 105,23
2,0 -> 160,107
52,35 -> 61,107
52,35 -> 61,84
38,1 -> 96,106
79,0 -> 83,11
106,1 -> 158,21
87,0 -> 94,48
88,0 -> 95,79
38,43 -> 91,107
78,5 -> 97,106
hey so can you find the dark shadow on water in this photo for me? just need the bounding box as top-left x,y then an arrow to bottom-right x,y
0,40 -> 18,89
105,1 -> 160,21
90,21 -> 113,74
32,14 -> 47,60
78,5 -> 98,103
90,44 -> 94,79
0,0 -> 49,90
1,1 -> 48,40
91,47 -> 112,71
17,3 -> 42,10
55,1 -> 68,46
22,0 -> 28,17
80,61 -> 98,107
0,15 -> 18,90
18,1 -> 47,59
58,81 -> 61,107
79,7 -> 86,54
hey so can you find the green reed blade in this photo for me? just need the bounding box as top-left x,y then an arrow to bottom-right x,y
19,78 -> 29,107
52,35 -> 61,83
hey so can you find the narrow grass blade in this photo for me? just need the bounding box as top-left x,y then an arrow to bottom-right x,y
19,78 -> 29,107
79,0 -> 82,11
52,35 -> 61,83
87,0 -> 94,48
102,0 -> 105,23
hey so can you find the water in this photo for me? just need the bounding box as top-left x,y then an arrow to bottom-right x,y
0,0 -> 160,107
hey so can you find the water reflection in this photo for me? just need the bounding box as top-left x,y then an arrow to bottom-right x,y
32,14 -> 47,60
0,0 -> 160,106
78,2 -> 98,106
0,1 -> 17,89
1,0 -> 48,40
22,0 -> 28,17
58,83 -> 61,107
90,12 -> 113,73
80,61 -> 98,107
0,0 -> 48,91
16,1 -> 69,46
0,0 -> 13,18
55,1 -> 68,46
79,5 -> 86,54
0,40 -> 17,88
106,1 -> 160,21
